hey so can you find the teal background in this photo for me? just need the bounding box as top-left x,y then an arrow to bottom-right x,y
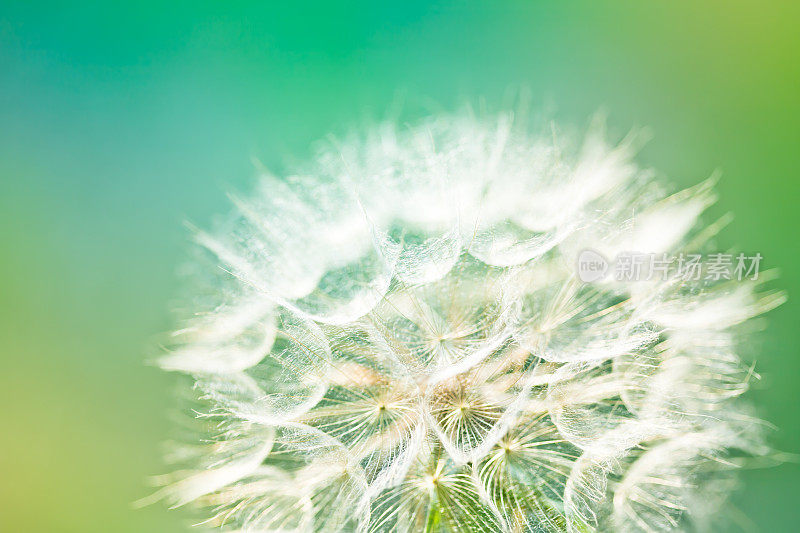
1,1 -> 798,531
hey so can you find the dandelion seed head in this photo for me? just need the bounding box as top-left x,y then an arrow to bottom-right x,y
155,110 -> 781,532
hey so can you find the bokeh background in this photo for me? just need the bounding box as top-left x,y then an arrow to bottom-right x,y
1,1 -> 798,531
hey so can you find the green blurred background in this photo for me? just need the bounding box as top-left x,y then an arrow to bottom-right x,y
1,1 -> 798,531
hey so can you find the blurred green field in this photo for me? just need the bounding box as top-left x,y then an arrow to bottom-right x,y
1,1 -> 798,531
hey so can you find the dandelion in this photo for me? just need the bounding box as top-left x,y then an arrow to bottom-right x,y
154,111 -> 782,532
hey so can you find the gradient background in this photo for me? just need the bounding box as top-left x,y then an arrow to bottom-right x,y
1,1 -> 798,531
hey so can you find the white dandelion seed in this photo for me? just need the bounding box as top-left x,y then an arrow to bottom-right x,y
153,110 -> 783,532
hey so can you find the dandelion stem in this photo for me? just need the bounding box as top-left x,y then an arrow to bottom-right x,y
424,497 -> 441,533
